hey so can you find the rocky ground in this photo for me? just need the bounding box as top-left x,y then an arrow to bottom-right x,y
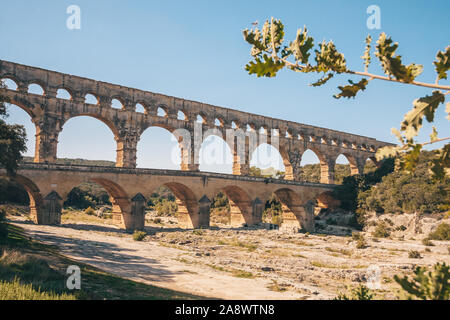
3,205 -> 450,300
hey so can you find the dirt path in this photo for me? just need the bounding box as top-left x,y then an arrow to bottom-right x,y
11,219 -> 311,300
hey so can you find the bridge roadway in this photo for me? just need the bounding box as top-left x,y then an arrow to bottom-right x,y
1,163 -> 336,232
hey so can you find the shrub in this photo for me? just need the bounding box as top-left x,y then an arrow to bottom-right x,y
428,223 -> 450,241
153,218 -> 162,224
356,237 -> 368,249
422,238 -> 434,246
372,221 -> 390,238
394,263 -> 449,300
192,229 -> 204,236
334,284 -> 373,300
358,152 -> 449,215
132,231 -> 146,241
352,232 -> 363,241
408,250 -> 422,259
395,225 -> 407,231
84,207 -> 95,216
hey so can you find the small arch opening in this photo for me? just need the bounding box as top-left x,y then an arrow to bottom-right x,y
85,94 -> 99,105
136,103 -> 145,113
1,78 -> 18,90
249,143 -> 285,179
197,114 -> 206,124
28,83 -> 44,95
299,149 -> 321,182
56,88 -> 72,100
111,98 -> 124,110
157,107 -> 167,117
177,110 -> 187,120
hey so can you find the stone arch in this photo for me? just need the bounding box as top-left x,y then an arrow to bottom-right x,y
336,153 -> 359,176
363,155 -> 380,173
111,97 -> 125,110
199,129 -> 233,174
61,114 -> 119,140
27,81 -> 46,95
1,77 -> 19,90
2,97 -> 42,122
162,182 -> 199,229
221,185 -> 253,227
300,148 -> 332,183
85,177 -> 132,229
2,101 -> 39,160
84,93 -> 99,105
57,115 -> 119,163
135,103 -> 146,113
249,142 -> 287,178
5,174 -> 44,223
273,188 -> 314,232
196,113 -> 207,124
157,105 -> 168,117
137,125 -> 181,169
177,110 -> 188,121
56,87 -> 73,100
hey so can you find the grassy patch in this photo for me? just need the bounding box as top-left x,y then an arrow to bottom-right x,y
232,269 -> 254,279
0,278 -> 76,300
267,280 -> 288,292
325,247 -> 352,256
0,219 -> 203,300
217,238 -> 258,252
132,231 -> 147,241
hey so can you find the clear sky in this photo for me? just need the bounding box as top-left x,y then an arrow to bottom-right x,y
1,0 -> 449,173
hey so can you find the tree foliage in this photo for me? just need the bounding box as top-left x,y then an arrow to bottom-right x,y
334,284 -> 374,300
394,263 -> 449,300
243,19 -> 450,180
358,151 -> 449,215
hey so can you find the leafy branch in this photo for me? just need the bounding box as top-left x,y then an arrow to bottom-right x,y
243,18 -> 450,179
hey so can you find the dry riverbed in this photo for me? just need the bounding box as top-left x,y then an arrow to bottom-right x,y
6,209 -> 450,300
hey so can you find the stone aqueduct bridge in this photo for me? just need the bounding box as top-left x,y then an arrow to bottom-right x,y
0,60 -> 393,232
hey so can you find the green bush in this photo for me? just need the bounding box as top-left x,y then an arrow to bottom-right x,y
132,231 -> 146,241
84,207 -> 95,216
428,223 -> 450,240
358,152 -> 449,215
356,237 -> 368,249
334,284 -> 373,300
408,250 -> 422,259
394,263 -> 449,300
422,238 -> 434,246
64,183 -> 110,209
372,221 -> 390,238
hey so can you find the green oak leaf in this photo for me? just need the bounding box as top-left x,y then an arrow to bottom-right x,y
375,145 -> 401,161
375,33 -> 423,83
401,91 -> 445,140
333,78 -> 368,99
315,40 -> 347,73
310,73 -> 334,87
245,54 -> 285,77
391,127 -> 404,144
270,18 -> 285,53
361,35 -> 372,71
434,46 -> 450,80
243,28 -> 266,57
289,27 -> 314,64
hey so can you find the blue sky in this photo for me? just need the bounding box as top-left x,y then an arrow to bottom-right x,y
1,0 -> 449,172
